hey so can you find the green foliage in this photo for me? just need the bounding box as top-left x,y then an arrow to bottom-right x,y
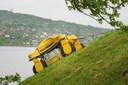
0,73 -> 21,85
65,0 -> 128,31
19,30 -> 128,85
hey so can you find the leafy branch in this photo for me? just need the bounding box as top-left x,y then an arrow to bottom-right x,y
0,73 -> 21,85
65,0 -> 128,31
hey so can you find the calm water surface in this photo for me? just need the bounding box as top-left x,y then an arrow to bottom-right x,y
0,46 -> 36,80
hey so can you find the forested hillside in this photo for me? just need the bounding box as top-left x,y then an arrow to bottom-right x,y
0,10 -> 109,46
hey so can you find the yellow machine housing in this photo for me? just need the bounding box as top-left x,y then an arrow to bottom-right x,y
28,34 -> 84,74
67,34 -> 83,51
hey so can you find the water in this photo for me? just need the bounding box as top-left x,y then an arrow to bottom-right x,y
0,46 -> 36,81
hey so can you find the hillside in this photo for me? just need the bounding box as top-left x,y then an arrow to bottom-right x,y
19,30 -> 128,85
0,10 -> 109,46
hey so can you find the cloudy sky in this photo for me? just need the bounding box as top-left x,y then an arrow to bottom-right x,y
0,0 -> 128,29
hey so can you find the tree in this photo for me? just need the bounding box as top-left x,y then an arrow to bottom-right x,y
0,73 -> 21,85
65,0 -> 128,31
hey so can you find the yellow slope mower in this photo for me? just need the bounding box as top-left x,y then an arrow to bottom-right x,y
28,34 -> 84,74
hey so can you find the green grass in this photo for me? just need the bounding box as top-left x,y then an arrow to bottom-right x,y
19,30 -> 128,85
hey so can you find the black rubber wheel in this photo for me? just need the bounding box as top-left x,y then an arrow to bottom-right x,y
33,65 -> 38,74
59,42 -> 76,57
69,42 -> 76,52
59,45 -> 66,57
40,59 -> 47,68
32,59 -> 47,74
80,43 -> 85,48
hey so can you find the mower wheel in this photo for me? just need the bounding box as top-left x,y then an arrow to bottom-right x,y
33,65 -> 38,74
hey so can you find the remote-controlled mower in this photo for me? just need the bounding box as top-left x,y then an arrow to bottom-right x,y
28,34 -> 84,74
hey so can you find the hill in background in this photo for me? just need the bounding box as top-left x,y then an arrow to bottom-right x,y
0,10 -> 109,46
19,30 -> 128,85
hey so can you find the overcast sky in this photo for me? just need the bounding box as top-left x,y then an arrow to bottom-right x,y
0,0 -> 128,29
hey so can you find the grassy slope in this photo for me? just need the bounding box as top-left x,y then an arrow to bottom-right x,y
19,30 -> 128,85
